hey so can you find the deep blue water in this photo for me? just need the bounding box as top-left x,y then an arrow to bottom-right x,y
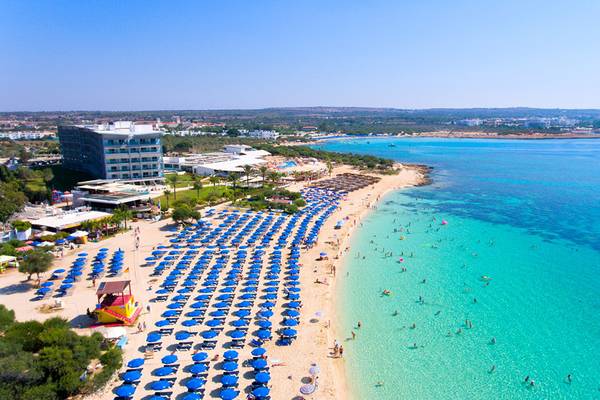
316,138 -> 600,251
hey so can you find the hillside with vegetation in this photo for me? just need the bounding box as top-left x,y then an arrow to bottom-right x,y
0,305 -> 122,400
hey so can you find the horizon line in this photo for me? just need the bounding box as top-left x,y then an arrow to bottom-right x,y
2,106 -> 600,113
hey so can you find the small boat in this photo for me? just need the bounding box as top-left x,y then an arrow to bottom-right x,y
388,143 -> 396,147
480,275 -> 492,282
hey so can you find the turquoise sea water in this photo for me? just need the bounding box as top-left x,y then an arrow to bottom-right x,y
316,138 -> 600,399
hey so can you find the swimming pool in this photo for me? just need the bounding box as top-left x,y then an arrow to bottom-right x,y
278,161 -> 297,169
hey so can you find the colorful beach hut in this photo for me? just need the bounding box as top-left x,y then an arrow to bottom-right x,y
94,280 -> 142,325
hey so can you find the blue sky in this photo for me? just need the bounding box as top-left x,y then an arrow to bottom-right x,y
1,0 -> 599,111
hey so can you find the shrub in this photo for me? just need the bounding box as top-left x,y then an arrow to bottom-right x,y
11,220 -> 31,231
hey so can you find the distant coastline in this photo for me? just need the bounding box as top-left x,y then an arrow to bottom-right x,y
307,132 -> 600,143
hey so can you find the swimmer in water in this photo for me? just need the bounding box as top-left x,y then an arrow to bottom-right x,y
489,365 -> 496,373
490,337 -> 496,345
392,310 -> 399,316
524,375 -> 530,383
435,310 -> 441,316
410,323 -> 416,329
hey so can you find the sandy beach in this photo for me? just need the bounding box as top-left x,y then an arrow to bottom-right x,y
0,163 -> 425,400
279,164 -> 426,400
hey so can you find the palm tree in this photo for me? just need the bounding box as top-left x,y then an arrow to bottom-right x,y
227,174 -> 240,203
326,159 -> 333,176
166,174 -> 179,200
193,178 -> 203,200
267,171 -> 281,186
164,189 -> 171,209
113,206 -> 133,230
242,165 -> 253,188
209,175 -> 220,192
258,165 -> 268,187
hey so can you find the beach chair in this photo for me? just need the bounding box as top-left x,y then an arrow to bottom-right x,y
199,340 -> 216,350
177,341 -> 193,351
147,342 -> 163,352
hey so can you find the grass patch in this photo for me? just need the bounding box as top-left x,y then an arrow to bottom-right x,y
158,185 -> 231,208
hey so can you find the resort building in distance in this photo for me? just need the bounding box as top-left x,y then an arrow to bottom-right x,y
57,121 -> 163,181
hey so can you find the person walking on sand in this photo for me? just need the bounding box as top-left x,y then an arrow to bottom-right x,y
351,331 -> 356,340
339,345 -> 344,357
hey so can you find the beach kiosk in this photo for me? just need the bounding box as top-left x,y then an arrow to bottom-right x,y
94,280 -> 142,325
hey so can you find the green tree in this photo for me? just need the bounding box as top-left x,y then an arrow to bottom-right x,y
112,206 -> 133,230
267,171 -> 281,186
41,168 -> 54,184
209,175 -> 220,192
166,174 -> 179,200
192,178 -> 203,200
172,204 -> 200,224
0,182 -> 27,223
242,165 -> 254,188
0,305 -> 15,332
163,189 -> 171,209
18,250 -> 54,281
226,174 -> 240,203
258,165 -> 268,187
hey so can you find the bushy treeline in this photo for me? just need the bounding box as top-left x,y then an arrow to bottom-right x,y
0,305 -> 122,400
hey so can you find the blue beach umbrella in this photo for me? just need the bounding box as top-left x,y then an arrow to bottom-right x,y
281,328 -> 297,337
251,358 -> 268,370
283,318 -> 299,327
201,330 -> 218,339
150,380 -> 173,391
176,331 -> 191,340
252,386 -> 270,397
229,330 -> 245,339
258,310 -> 273,318
153,366 -> 175,376
221,374 -> 238,386
161,354 -> 178,364
254,371 -> 271,384
182,319 -> 199,327
284,309 -> 300,317
184,309 -> 203,317
189,363 -> 208,374
234,309 -> 250,317
220,389 -> 239,400
185,378 -> 206,391
255,330 -> 271,340
222,361 -> 238,371
257,320 -> 272,328
182,394 -> 202,400
146,332 -> 162,343
115,384 -> 136,397
251,347 -> 266,357
127,358 -> 144,368
192,352 -> 208,362
122,370 -> 142,382
224,350 -> 238,360
231,319 -> 248,327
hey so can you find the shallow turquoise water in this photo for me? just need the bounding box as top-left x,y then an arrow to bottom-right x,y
316,138 -> 600,399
